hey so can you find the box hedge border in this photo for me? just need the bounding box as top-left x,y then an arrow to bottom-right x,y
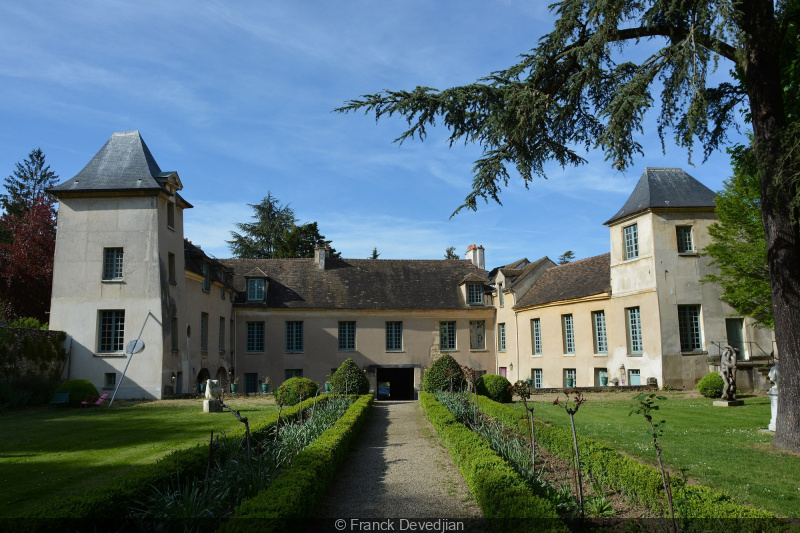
475,395 -> 779,521
24,394 -> 330,527
419,392 -> 567,531
218,394 -> 373,531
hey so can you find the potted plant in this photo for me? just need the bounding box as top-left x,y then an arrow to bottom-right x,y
324,375 -> 332,393
599,371 -> 608,386
261,376 -> 270,394
230,376 -> 239,394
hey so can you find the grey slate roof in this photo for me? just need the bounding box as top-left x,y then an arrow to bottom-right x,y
184,239 -> 234,288
219,257 -> 492,310
50,131 -> 174,194
514,254 -> 611,309
604,168 -> 716,225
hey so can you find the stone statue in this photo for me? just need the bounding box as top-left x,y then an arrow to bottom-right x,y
767,363 -> 779,431
719,345 -> 739,401
768,363 -> 779,393
205,379 -> 222,400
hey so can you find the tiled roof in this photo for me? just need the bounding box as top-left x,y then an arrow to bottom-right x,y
50,131 -> 173,194
184,239 -> 233,287
507,257 -> 556,290
219,257 -> 492,310
604,168 -> 716,225
489,258 -> 528,281
514,254 -> 611,309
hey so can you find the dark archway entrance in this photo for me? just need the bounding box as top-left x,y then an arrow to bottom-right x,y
376,367 -> 415,400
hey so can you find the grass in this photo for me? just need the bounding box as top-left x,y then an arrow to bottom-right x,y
0,397 -> 280,518
512,390 -> 800,517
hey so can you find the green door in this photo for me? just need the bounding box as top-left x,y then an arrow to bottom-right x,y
725,318 -> 746,360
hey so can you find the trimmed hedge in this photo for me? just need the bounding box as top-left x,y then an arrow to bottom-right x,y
329,358 -> 370,395
475,396 -> 776,520
55,379 -> 99,408
220,395 -> 373,530
26,395 -> 328,524
275,377 -> 318,406
697,372 -> 724,398
422,353 -> 464,392
419,392 -> 566,530
476,374 -> 512,403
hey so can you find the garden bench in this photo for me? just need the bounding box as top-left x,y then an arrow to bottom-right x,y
50,392 -> 70,408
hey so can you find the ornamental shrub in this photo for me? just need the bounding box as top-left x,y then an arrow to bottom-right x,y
697,372 -> 724,398
275,377 -> 318,406
55,379 -> 99,407
476,374 -> 512,403
330,357 -> 369,395
423,353 -> 464,392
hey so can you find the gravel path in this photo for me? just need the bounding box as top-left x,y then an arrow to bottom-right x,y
312,400 -> 482,518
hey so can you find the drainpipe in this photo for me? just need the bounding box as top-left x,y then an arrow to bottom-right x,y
514,306 -> 520,384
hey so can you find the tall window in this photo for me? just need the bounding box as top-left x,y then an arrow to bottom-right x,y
102,248 -> 124,280
565,368 -> 577,387
678,305 -> 702,351
200,313 -> 209,351
562,314 -> 575,354
532,369 -> 543,389
440,321 -> 456,351
168,253 -> 176,283
98,310 -> 125,352
531,318 -> 542,355
219,317 -> 225,351
592,311 -> 608,354
244,373 -> 258,394
286,321 -> 304,352
676,226 -> 694,253
247,279 -> 265,302
386,321 -> 403,351
105,373 -> 116,388
171,317 -> 178,351
202,262 -> 210,291
498,323 -> 506,352
338,321 -> 356,351
167,202 -> 175,229
498,282 -> 504,307
469,321 -> 485,350
467,283 -> 483,305
626,307 -> 643,354
246,321 -> 264,352
623,223 -> 639,260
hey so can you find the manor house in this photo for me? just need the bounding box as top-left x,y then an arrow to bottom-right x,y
48,131 -> 774,399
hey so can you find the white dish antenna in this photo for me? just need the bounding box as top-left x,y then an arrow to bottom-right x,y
126,339 -> 145,354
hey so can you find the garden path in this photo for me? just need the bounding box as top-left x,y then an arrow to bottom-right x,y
311,400 -> 482,518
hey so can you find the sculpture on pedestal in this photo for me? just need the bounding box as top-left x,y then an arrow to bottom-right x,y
768,363 -> 779,431
719,345 -> 739,401
203,379 -> 222,412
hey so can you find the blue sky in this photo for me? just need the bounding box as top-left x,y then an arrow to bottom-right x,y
0,1 -> 747,269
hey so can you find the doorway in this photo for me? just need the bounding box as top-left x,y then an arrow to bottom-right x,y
375,367 -> 415,400
726,318 -> 746,360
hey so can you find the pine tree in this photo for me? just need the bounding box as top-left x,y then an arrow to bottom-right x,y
558,251 -> 575,265
369,247 -> 380,259
339,0 -> 800,452
444,246 -> 459,260
1,148 -> 58,219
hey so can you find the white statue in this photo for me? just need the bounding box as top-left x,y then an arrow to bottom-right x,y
719,345 -> 738,401
768,363 -> 779,393
205,379 -> 221,400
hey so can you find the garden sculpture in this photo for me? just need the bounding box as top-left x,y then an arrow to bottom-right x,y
768,363 -> 779,392
719,345 -> 738,401
205,379 -> 222,400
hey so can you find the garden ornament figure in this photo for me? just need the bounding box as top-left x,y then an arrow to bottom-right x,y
719,345 -> 738,401
205,379 -> 222,400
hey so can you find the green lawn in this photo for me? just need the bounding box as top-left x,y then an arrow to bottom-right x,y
513,391 -> 800,517
0,398 -> 280,517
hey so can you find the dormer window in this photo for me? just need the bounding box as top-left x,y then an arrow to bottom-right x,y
247,278 -> 265,302
467,283 -> 483,305
202,262 -> 210,292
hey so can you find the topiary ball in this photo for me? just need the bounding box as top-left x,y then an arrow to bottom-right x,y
55,379 -> 99,407
275,377 -> 318,406
697,372 -> 724,398
476,374 -> 513,403
330,358 -> 369,395
423,353 -> 465,393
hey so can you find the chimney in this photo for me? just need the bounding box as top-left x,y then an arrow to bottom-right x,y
314,243 -> 330,270
465,244 -> 485,270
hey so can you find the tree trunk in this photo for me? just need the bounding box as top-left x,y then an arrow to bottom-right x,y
739,0 -> 800,452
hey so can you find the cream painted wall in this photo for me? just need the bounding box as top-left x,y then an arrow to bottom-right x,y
50,195 -> 166,399
231,308 -> 496,394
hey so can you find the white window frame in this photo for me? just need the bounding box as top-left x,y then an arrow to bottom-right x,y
532,369 -> 543,389
498,323 -> 506,352
286,321 -> 304,353
469,320 -> 486,350
624,223 -> 639,260
562,314 -> 575,354
440,321 -> 456,351
626,307 -> 643,354
386,321 -> 403,351
467,283 -> 483,305
531,318 -> 542,355
592,310 -> 608,354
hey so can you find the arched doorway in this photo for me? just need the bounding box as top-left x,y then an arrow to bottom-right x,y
196,368 -> 211,394
216,367 -> 227,388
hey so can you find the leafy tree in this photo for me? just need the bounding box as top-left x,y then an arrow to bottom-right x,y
227,193 -> 335,258
557,251 -> 575,265
0,196 -> 56,322
369,247 -> 380,259
444,246 -> 459,260
339,1 -> 800,452
703,146 -> 772,328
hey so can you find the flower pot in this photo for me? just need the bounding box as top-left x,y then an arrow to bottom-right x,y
324,382 -> 331,393
199,383 -> 206,394
262,383 -> 270,394
230,384 -> 238,394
